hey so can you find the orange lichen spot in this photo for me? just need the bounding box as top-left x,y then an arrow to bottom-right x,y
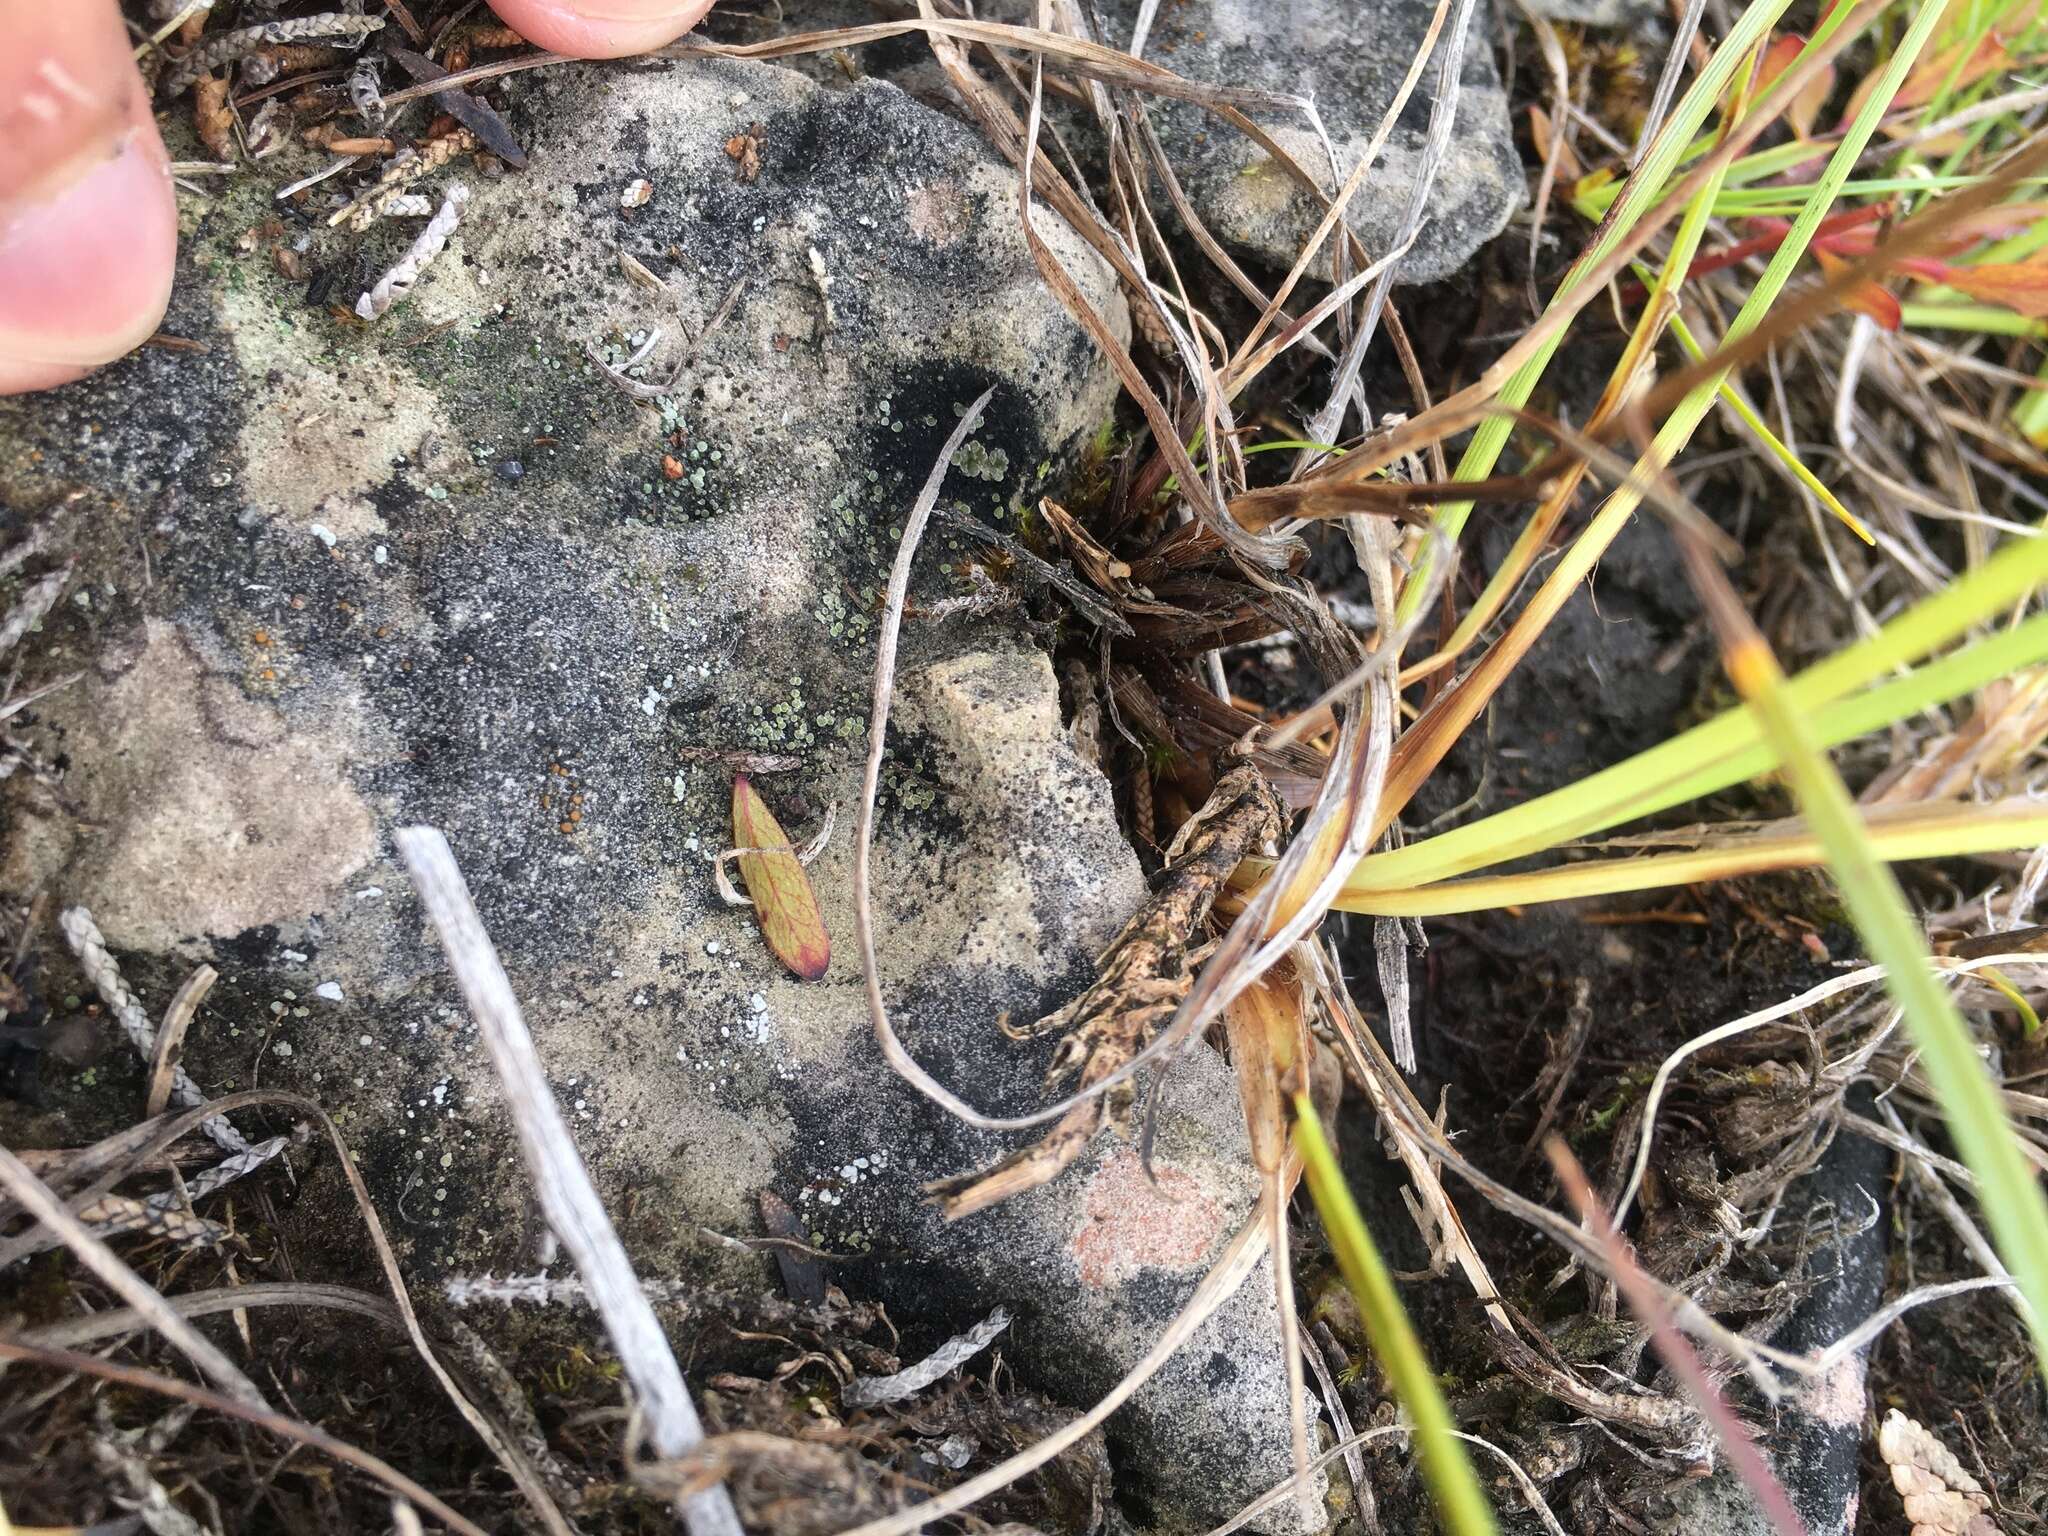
559,820 -> 573,834
662,454 -> 684,479
251,628 -> 272,647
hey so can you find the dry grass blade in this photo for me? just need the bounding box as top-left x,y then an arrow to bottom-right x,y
674,17 -> 1306,111
397,826 -> 743,1536
0,1338 -> 490,1536
928,762 -> 1285,1218
1546,1138 -> 1808,1536
0,1143 -> 267,1411
145,964 -> 215,1122
1225,973 -> 1314,1522
730,775 -> 830,981
853,385 -> 1080,1135
1297,0 -> 1482,464
1226,0 -> 1456,379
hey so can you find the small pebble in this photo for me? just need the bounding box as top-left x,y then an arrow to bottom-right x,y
315,981 -> 345,1002
496,459 -> 524,483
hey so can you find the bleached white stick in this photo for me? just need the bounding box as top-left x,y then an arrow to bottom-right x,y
396,827 -> 741,1536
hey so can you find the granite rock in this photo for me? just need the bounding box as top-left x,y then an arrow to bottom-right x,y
0,54 -> 1312,1534
1099,0 -> 1524,284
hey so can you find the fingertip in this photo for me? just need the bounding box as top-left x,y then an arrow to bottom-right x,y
488,0 -> 716,59
0,107 -> 176,397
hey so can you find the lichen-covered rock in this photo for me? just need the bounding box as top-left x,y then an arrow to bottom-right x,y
0,54 -> 1312,1534
1100,0 -> 1523,284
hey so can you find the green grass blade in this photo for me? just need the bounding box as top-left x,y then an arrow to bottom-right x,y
1332,798 -> 2048,916
1661,300 -> 1873,543
1293,1094 -> 1498,1536
1394,0 -> 1812,623
1902,302 -> 2048,337
1724,640 -> 2048,1380
1344,533 -> 2048,893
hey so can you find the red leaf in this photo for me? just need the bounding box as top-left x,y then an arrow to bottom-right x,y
732,775 -> 830,981
1936,256 -> 2048,318
1814,248 -> 1902,330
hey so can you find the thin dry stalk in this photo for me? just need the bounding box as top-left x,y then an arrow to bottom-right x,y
397,826 -> 742,1536
1305,938 -> 1707,1439
3,1082 -> 577,1536
22,1281 -> 404,1351
1292,0 -> 1893,493
1202,1423 -> 1569,1536
1296,0 -> 1481,467
831,1195 -> 1275,1536
1616,952 -> 2048,1226
853,386 -> 1075,1135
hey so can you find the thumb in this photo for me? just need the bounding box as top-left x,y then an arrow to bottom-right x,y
0,0 -> 178,396
484,0 -> 717,60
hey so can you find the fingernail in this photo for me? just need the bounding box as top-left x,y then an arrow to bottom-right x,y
0,120 -> 176,392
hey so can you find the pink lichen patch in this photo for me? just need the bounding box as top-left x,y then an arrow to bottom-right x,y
905,179 -> 970,245
1797,1353 -> 1866,1428
1071,1147 -> 1225,1288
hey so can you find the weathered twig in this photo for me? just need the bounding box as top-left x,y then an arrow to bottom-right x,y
396,827 -> 742,1536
